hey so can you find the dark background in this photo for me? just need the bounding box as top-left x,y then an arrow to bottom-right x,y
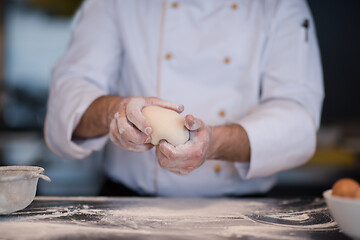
308,0 -> 360,124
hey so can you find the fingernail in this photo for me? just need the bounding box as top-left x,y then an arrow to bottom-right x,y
177,105 -> 183,112
114,112 -> 119,118
145,127 -> 152,135
187,167 -> 194,170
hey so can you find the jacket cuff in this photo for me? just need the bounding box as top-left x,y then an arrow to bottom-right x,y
44,78 -> 108,159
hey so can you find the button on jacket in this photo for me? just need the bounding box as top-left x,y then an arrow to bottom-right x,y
45,0 -> 324,197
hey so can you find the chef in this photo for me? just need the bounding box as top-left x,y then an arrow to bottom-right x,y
45,0 -> 324,197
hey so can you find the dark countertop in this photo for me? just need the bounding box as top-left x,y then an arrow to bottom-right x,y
0,196 -> 350,240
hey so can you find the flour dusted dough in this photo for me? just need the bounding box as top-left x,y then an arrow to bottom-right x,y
142,106 -> 189,146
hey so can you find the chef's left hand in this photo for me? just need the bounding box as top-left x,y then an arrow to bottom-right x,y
155,114 -> 211,175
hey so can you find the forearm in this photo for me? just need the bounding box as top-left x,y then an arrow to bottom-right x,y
73,95 -> 124,138
207,124 -> 250,163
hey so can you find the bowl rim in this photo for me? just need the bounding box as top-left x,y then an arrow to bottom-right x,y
323,189 -> 360,205
0,166 -> 45,182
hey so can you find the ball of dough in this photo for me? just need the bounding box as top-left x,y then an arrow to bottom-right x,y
142,106 -> 189,146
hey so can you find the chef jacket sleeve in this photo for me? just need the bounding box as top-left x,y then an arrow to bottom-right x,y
44,0 -> 121,159
235,0 -> 324,179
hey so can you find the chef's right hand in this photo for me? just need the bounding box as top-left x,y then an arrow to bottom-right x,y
109,97 -> 184,152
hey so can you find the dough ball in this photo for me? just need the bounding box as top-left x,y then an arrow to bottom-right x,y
332,178 -> 360,198
142,106 -> 189,146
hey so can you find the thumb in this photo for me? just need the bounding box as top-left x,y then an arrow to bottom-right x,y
184,114 -> 204,131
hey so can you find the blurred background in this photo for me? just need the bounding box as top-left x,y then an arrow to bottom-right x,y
0,0 -> 359,197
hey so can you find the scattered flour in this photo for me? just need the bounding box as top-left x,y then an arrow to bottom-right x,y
0,197 -> 339,240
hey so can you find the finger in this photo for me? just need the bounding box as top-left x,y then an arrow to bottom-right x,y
125,141 -> 153,152
147,97 -> 184,113
167,167 -> 191,176
113,137 -> 153,152
158,141 -> 201,169
125,99 -> 153,135
109,119 -> 122,146
158,140 -> 181,160
156,149 -> 182,169
155,147 -> 172,168
159,139 -> 202,161
184,114 -> 204,131
110,119 -> 153,152
156,150 -> 191,175
156,142 -> 180,168
156,145 -> 197,175
116,116 -> 151,144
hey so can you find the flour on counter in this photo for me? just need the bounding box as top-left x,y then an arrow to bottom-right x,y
0,197 -> 341,240
268,213 -> 310,221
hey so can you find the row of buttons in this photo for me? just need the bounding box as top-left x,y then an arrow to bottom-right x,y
168,1 -> 235,64
166,2 -> 233,174
171,2 -> 239,10
164,54 -> 228,118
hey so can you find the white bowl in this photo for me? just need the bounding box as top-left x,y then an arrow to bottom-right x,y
0,166 -> 51,215
323,189 -> 360,239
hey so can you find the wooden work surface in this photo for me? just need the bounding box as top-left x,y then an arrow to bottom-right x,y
0,196 -> 350,240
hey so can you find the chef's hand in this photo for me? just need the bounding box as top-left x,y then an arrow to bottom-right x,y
155,114 -> 211,175
109,97 -> 184,152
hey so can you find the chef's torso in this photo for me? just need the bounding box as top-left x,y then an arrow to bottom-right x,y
103,0 -> 276,196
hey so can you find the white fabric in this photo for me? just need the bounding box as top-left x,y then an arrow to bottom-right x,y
45,0 -> 323,197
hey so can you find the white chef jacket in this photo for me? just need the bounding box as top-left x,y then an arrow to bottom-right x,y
45,0 -> 324,197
